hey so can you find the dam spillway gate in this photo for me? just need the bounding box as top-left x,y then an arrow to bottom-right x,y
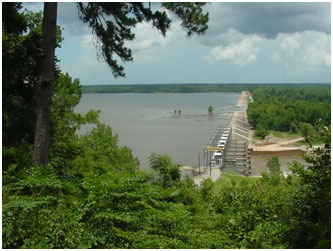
203,112 -> 252,176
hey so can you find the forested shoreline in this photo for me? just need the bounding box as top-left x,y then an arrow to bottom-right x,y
247,86 -> 331,139
3,3 -> 331,249
82,83 -> 330,94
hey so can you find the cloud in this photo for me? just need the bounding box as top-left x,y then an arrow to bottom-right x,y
125,19 -> 184,63
204,28 -> 330,71
302,46 -> 331,68
23,2 -> 330,84
128,22 -> 172,52
58,3 -> 90,35
276,31 -> 331,68
204,30 -> 262,65
279,34 -> 301,56
199,2 -> 330,47
298,32 -> 331,68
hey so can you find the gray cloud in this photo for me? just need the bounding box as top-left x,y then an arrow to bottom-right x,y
22,2 -> 89,35
58,3 -> 90,35
23,2 -> 330,38
199,2 -> 330,46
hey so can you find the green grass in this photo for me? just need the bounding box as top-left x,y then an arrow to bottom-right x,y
252,130 -> 302,140
288,139 -> 307,147
288,138 -> 324,147
213,171 -> 260,193
269,131 -> 301,139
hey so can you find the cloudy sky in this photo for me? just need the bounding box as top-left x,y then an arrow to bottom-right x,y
24,2 -> 331,85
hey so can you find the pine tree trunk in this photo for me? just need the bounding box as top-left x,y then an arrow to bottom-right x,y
32,3 -> 57,166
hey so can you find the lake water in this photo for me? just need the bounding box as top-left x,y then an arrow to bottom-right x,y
76,93 -> 241,168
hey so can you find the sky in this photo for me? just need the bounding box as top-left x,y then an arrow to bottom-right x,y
23,2 -> 331,85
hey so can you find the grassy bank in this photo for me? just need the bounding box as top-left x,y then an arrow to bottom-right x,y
213,170 -> 260,193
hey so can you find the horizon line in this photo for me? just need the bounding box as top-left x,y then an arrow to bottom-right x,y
81,82 -> 331,87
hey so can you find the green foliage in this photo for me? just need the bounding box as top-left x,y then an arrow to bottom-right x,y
49,72 -> 100,178
287,126 -> 331,248
3,120 -> 331,249
299,122 -> 315,144
3,6 -> 331,249
2,6 -> 63,168
254,125 -> 269,139
149,153 -> 181,188
247,86 -> 331,134
200,178 -> 214,201
75,124 -> 140,176
213,172 -> 260,193
212,176 -> 294,249
208,105 -> 214,114
2,7 -> 42,149
3,164 -> 75,248
267,156 -> 281,174
162,3 -> 209,37
2,3 -> 27,35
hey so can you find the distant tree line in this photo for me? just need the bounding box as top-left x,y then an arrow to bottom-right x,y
82,83 -> 330,94
2,4 -> 330,249
247,86 -> 331,138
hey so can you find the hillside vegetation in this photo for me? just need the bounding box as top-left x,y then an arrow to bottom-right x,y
3,74 -> 331,248
2,4 -> 330,249
247,86 -> 331,139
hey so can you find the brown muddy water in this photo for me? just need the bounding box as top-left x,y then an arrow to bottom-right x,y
75,92 -> 243,169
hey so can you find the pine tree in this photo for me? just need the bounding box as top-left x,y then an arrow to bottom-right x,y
33,3 -> 58,165
33,3 -> 209,166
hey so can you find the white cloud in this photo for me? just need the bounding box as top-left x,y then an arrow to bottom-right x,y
301,32 -> 330,67
203,28 -> 330,74
125,20 -> 184,63
218,28 -> 247,45
277,31 -> 330,68
279,33 -> 301,55
301,43 -> 330,68
204,31 -> 263,65
129,22 -> 170,52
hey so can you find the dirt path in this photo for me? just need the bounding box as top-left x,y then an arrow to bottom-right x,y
270,137 -> 304,147
250,134 -> 306,149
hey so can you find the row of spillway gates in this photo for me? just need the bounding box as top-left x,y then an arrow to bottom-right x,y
202,119 -> 252,176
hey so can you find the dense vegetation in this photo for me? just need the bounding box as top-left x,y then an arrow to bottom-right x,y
247,86 -> 331,139
3,117 -> 331,248
82,83 -> 329,94
2,3 -> 331,249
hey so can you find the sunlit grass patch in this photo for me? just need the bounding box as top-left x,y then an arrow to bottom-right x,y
213,170 -> 260,193
269,131 -> 301,139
